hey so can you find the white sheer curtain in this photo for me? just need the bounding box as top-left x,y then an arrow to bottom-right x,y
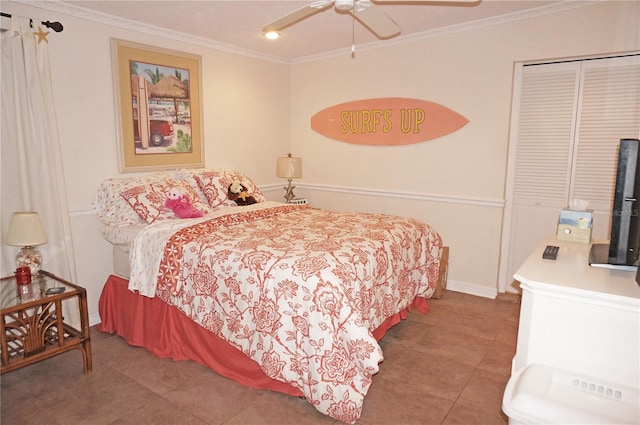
1,16 -> 76,282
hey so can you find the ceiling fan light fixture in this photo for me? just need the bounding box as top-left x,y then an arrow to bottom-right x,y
335,0 -> 354,11
263,30 -> 280,40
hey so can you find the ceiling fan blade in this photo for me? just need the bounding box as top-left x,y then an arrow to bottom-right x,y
263,1 -> 334,32
349,4 -> 401,39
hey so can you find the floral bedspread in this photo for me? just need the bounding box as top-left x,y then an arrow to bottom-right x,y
128,202 -> 443,423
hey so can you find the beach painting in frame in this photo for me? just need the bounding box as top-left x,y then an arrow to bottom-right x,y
112,39 -> 204,172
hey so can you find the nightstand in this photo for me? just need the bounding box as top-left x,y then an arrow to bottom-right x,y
0,270 -> 91,374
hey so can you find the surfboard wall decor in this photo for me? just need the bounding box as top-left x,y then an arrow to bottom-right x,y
311,97 -> 469,146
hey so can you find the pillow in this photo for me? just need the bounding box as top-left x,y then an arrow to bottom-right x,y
168,168 -> 210,205
93,173 -> 171,226
192,169 -> 265,209
120,179 -> 213,224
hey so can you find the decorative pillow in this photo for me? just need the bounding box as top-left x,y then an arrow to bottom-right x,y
93,173 -> 171,226
120,179 -> 213,224
192,169 -> 265,209
168,168 -> 210,205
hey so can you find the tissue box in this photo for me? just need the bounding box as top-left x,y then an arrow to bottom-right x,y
556,209 -> 593,243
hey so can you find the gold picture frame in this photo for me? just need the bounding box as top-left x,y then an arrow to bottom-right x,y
112,39 -> 204,172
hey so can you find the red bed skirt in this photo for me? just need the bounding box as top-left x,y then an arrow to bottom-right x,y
97,274 -> 429,396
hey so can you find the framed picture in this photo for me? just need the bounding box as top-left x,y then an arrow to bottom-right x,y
112,39 -> 204,172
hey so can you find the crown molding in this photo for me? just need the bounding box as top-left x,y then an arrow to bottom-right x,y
14,0 -> 603,65
12,0 -> 290,64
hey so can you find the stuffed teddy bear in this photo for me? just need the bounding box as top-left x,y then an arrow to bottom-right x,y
227,181 -> 257,206
164,188 -> 204,219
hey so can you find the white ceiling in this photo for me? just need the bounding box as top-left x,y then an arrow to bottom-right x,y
48,0 -> 588,61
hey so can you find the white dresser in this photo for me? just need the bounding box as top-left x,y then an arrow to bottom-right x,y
502,237 -> 640,424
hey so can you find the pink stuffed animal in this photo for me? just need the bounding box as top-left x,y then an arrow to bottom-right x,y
164,188 -> 204,219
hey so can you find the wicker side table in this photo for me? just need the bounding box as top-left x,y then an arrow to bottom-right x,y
0,270 -> 91,374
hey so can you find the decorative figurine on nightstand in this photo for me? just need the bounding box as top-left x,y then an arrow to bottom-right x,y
5,211 -> 48,275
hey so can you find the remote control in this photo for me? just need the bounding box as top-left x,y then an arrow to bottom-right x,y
542,245 -> 559,260
46,287 -> 65,295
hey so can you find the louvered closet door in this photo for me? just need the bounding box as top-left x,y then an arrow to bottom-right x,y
500,54 -> 640,293
572,56 -> 640,210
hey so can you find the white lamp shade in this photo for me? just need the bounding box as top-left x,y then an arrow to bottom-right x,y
276,156 -> 302,179
5,212 -> 48,246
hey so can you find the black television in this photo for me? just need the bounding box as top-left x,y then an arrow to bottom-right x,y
589,138 -> 640,271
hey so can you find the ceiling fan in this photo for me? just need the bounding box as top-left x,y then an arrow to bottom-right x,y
263,0 -> 479,41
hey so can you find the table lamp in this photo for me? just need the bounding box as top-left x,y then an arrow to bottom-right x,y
276,153 -> 302,203
5,211 -> 48,275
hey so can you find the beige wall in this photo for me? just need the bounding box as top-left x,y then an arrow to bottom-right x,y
289,0 -> 640,296
2,1 -> 639,324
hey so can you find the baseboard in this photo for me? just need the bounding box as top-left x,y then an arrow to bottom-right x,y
447,279 -> 498,299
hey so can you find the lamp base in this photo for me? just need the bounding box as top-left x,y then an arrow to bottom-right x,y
283,179 -> 296,203
16,246 -> 42,275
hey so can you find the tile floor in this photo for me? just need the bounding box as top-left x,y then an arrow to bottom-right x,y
1,290 -> 520,425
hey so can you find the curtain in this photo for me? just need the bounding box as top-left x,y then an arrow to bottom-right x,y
1,17 -> 76,282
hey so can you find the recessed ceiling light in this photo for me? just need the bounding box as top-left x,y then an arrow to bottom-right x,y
263,31 -> 280,40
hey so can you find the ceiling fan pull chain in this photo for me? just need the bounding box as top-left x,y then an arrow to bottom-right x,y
351,12 -> 356,58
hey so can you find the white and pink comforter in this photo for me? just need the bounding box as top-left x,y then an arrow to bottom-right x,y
128,202 -> 443,423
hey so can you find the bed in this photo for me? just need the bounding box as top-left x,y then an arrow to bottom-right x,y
93,168 -> 445,424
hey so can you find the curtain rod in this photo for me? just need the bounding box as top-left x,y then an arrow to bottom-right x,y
0,12 -> 64,32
